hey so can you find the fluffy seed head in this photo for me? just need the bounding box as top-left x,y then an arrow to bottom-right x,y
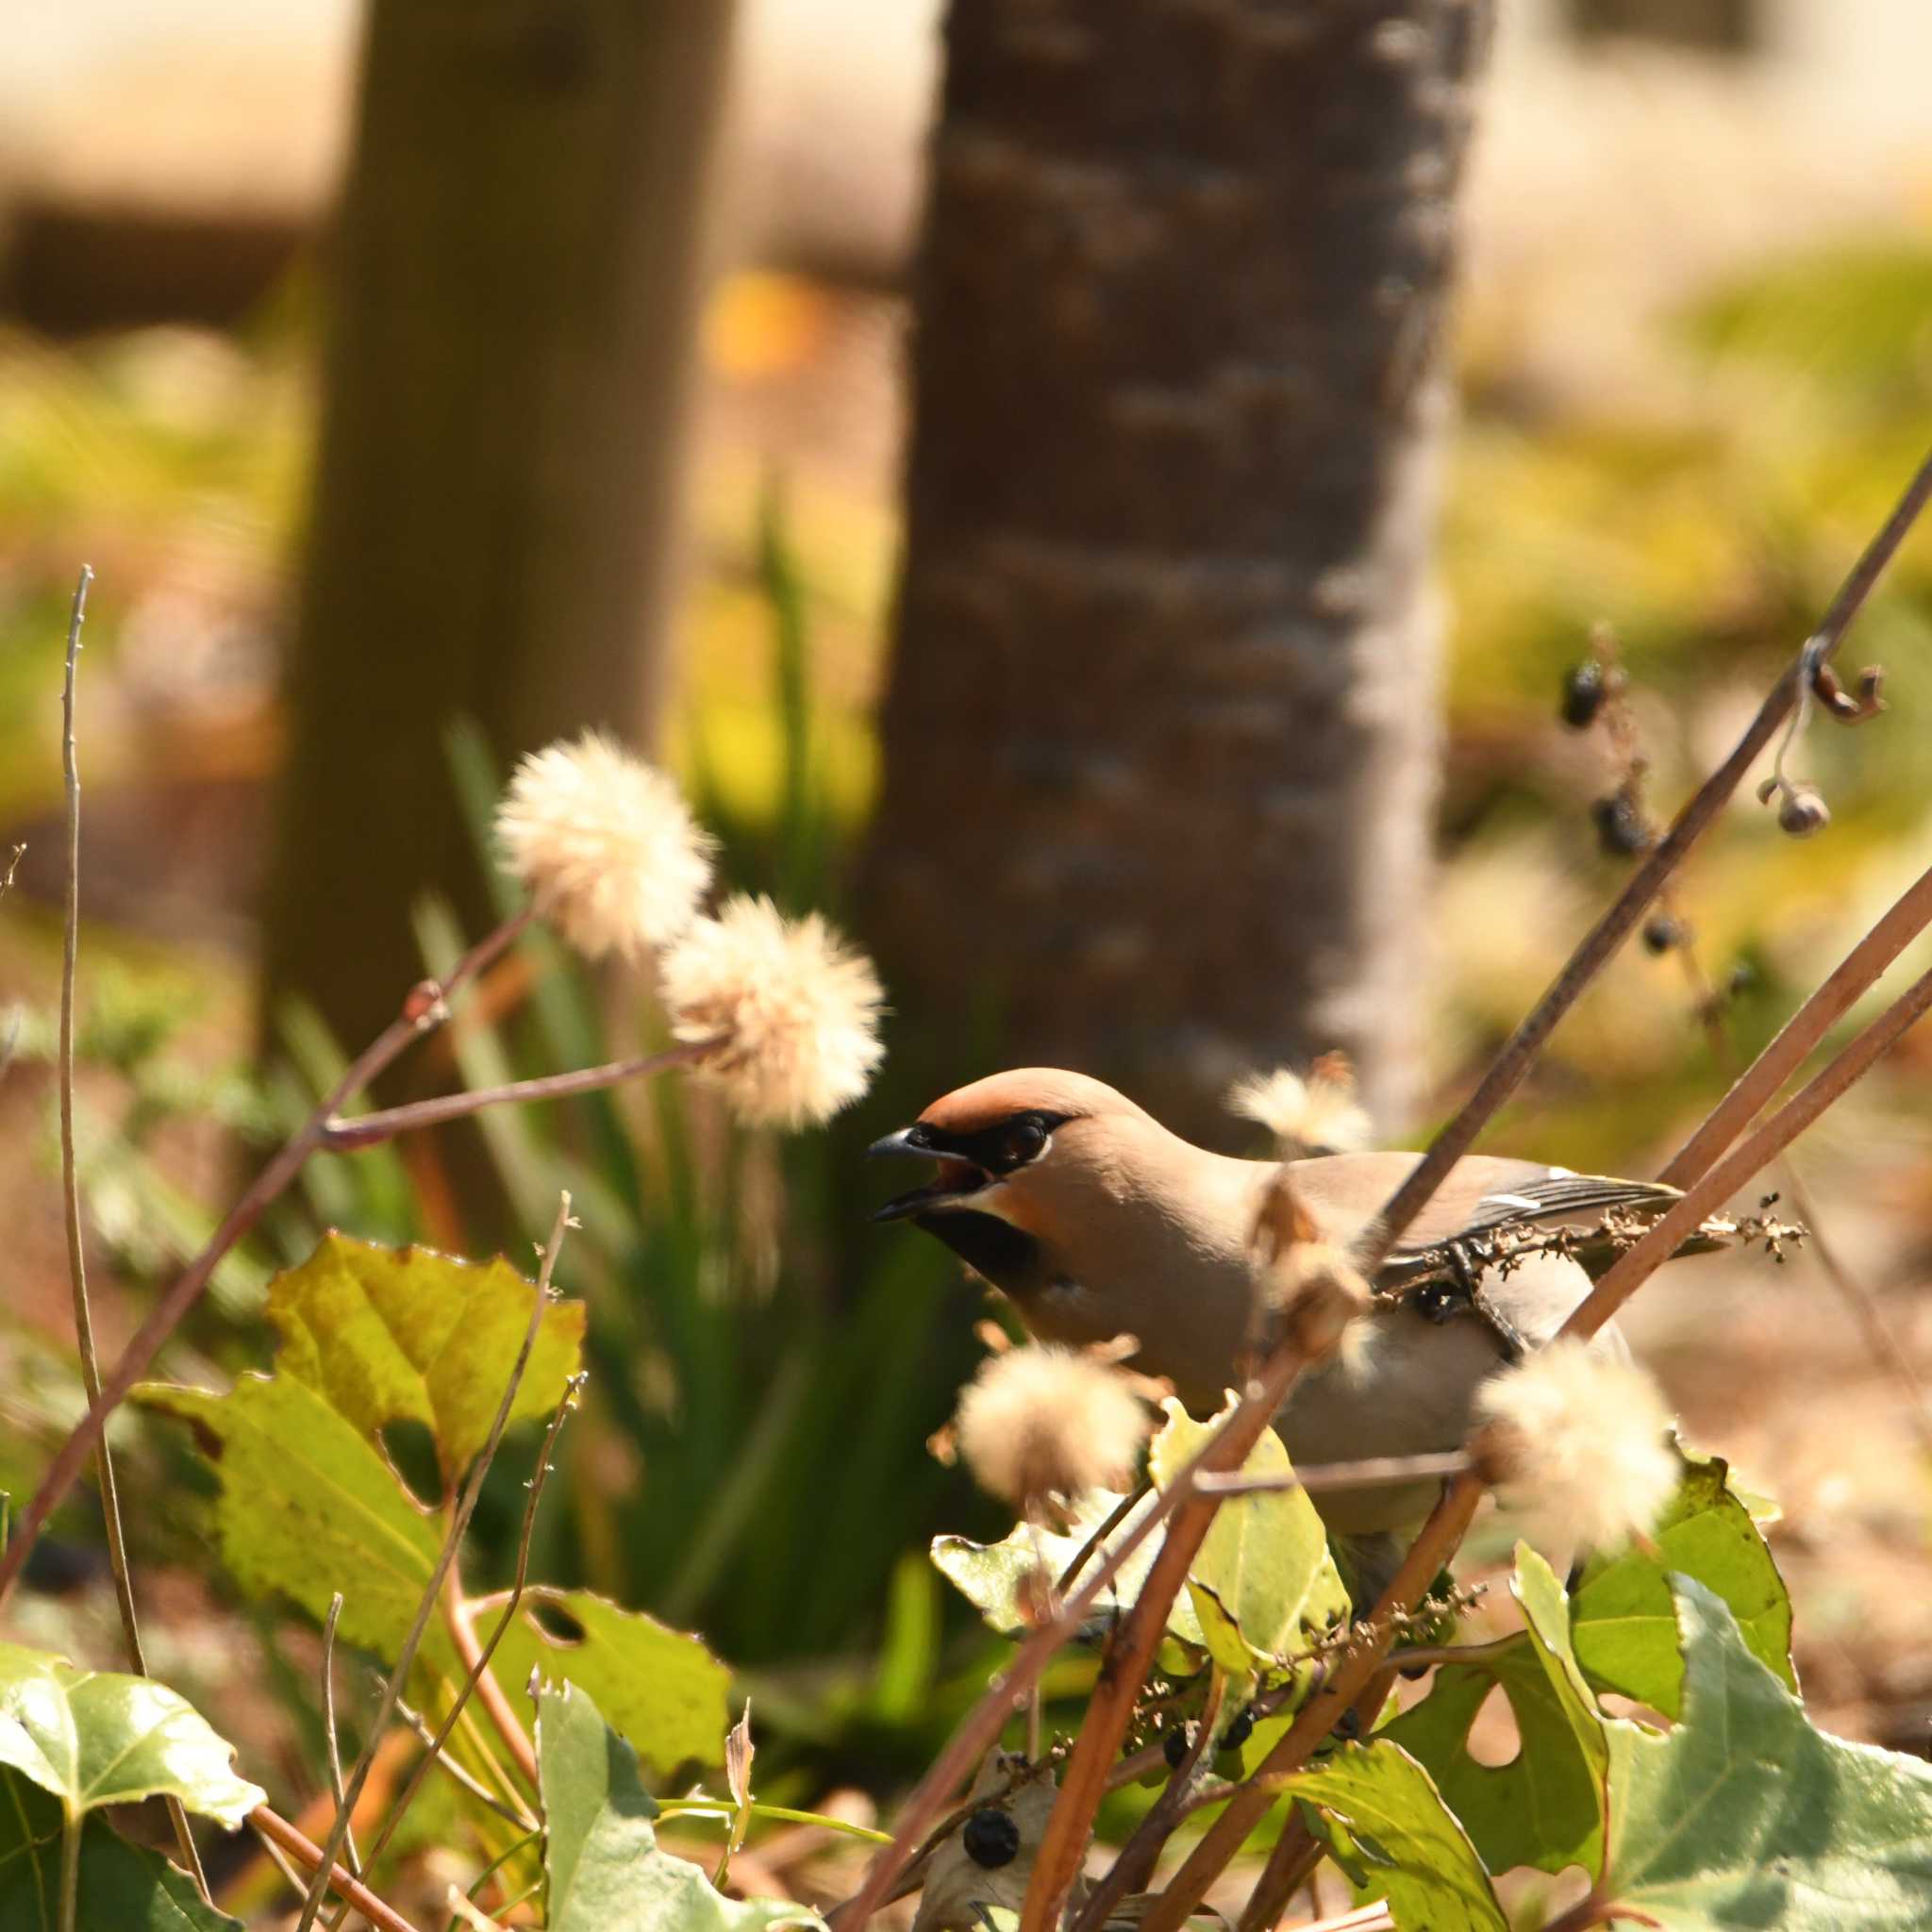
1471,1340 -> 1678,1554
954,1346 -> 1151,1508
1263,1241 -> 1374,1367
1227,1057 -> 1372,1156
495,732 -> 713,961
657,893 -> 885,1127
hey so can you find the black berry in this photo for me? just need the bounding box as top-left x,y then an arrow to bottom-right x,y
1560,661 -> 1607,728
1592,791 -> 1652,858
1642,914 -> 1687,955
1331,1707 -> 1362,1742
1163,1726 -> 1191,1770
962,1807 -> 1021,1869
1221,1707 -> 1255,1752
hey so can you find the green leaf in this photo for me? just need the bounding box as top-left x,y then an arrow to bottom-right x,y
491,1591 -> 732,1782
536,1679 -> 820,1932
263,1231 -> 585,1487
1288,1740 -> 1508,1931
0,1642 -> 263,1826
1379,1546 -> 1607,1879
932,1489 -> 1171,1641
933,1401 -> 1349,1682
0,1770 -> 242,1931
1150,1400 -> 1351,1674
1572,1455 -> 1794,1717
139,1378 -> 728,1779
1597,1576 -> 1932,1929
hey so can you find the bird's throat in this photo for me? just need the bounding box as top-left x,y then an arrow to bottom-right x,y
912,1208 -> 1044,1295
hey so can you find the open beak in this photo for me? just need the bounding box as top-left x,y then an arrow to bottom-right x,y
868,1125 -> 995,1222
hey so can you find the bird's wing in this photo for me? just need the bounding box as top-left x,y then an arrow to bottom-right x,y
1287,1151 -> 1689,1277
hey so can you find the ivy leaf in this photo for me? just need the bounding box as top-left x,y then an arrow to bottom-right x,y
263,1231 -> 584,1488
1596,1577 -> 1932,1928
931,1488 -> 1157,1641
0,1770 -> 242,1931
1150,1400 -> 1350,1675
933,1400 -> 1349,1685
1572,1454 -> 1793,1717
0,1642 -> 263,1826
1379,1546 -> 1607,1879
536,1679 -> 821,1932
1289,1739 -> 1508,1931
140,1379 -> 727,1778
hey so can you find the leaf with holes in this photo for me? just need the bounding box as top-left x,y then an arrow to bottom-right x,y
536,1679 -> 820,1932
1380,1546 -> 1607,1879
1572,1453 -> 1793,1718
1593,1577 -> 1932,1928
0,1641 -> 262,1826
0,1770 -> 243,1931
1289,1739 -> 1508,1931
139,1379 -> 726,1779
263,1230 -> 584,1489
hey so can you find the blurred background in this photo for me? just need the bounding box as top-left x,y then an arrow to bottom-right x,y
2,0 -> 1931,1914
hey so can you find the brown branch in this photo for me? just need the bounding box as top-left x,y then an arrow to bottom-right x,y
319,1039 -> 722,1150
1193,1451 -> 1474,1498
249,1805 -> 424,1932
1362,443 -> 1932,1268
1018,1347 -> 1311,1932
320,1593 -> 360,1877
1140,1475 -> 1486,1932
1658,858 -> 1932,1189
1562,960 -> 1932,1346
0,901 -> 537,1610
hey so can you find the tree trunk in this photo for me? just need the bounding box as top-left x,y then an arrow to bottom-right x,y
262,0 -> 737,1062
865,0 -> 1487,1140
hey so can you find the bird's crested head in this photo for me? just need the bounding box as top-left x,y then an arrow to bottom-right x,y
868,1068 -> 1156,1228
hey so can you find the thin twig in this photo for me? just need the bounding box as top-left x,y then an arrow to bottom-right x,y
1658,859 -> 1932,1189
350,1370 -> 585,1884
394,1698 -> 536,1828
250,1804 -> 425,1932
442,1581 -> 541,1791
293,1193 -> 574,1932
0,902 -> 538,1609
1074,1674 -> 1225,1932
1054,1483 -> 1146,1596
1018,1345 -> 1312,1932
1192,1452 -> 1474,1498
1672,936 -> 1932,1460
831,1383 -> 1289,1929
54,565 -> 208,1900
1563,962 -> 1932,1346
1361,443 -> 1932,1269
319,1039 -> 723,1150
321,1594 -> 361,1876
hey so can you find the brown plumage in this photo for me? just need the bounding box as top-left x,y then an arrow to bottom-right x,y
872,1068 -> 1693,1539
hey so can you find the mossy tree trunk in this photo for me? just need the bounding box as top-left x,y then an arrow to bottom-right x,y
865,0 -> 1489,1139
262,0 -> 736,1062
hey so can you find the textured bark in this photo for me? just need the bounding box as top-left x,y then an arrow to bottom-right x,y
865,0 -> 1487,1139
262,0 -> 735,1060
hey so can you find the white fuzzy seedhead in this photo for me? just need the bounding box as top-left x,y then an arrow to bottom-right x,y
495,732 -> 714,962
1226,1058 -> 1373,1156
955,1345 -> 1151,1509
657,893 -> 885,1127
1472,1340 -> 1678,1556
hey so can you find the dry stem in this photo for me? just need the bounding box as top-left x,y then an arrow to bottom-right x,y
53,565 -> 208,1898
250,1804 -> 424,1932
319,1039 -> 723,1149
1362,443 -> 1932,1269
0,901 -> 537,1608
294,1194 -> 572,1932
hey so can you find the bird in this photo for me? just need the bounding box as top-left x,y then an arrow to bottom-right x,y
870,1067 -> 1701,1543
